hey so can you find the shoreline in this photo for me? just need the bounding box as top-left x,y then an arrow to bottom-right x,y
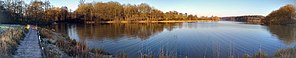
86,20 -> 218,23
38,28 -> 112,58
1,20 -> 219,25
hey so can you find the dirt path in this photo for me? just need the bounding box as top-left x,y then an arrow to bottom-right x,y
13,26 -> 42,58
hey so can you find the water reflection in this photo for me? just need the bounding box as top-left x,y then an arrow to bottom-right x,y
44,22 -> 296,58
48,23 -> 182,41
267,25 -> 296,44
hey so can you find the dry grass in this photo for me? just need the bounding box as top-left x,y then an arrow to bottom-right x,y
0,27 -> 27,57
274,47 -> 296,58
252,50 -> 269,58
39,28 -> 111,58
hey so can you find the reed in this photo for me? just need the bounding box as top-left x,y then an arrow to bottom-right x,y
39,28 -> 111,58
274,47 -> 296,58
0,27 -> 27,57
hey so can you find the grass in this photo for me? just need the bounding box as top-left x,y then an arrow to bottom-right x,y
39,28 -> 111,58
0,27 -> 27,57
252,50 -> 269,58
274,47 -> 296,58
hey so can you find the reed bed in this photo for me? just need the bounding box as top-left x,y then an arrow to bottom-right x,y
0,27 -> 27,57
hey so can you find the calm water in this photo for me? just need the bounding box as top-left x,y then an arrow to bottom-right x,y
49,21 -> 296,58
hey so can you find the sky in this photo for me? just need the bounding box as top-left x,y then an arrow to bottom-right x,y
25,0 -> 296,17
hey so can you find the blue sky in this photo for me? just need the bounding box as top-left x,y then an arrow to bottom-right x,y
25,0 -> 295,17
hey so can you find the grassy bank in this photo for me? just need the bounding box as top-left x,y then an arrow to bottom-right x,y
0,27 -> 27,57
38,28 -> 112,58
274,47 -> 296,58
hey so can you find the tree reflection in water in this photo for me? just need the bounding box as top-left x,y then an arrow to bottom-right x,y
267,25 -> 296,58
267,25 -> 296,44
47,23 -> 182,41
43,23 -> 296,57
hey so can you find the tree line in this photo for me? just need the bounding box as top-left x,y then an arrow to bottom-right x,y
0,0 -> 220,24
262,4 -> 296,25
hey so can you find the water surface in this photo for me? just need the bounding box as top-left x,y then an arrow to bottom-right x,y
49,21 -> 296,58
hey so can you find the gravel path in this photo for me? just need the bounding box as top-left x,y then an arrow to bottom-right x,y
13,27 -> 42,58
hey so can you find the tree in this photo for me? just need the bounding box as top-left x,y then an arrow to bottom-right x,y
263,4 -> 296,25
187,15 -> 195,20
137,3 -> 153,20
0,0 -> 25,21
0,1 -> 4,11
107,1 -> 124,20
123,4 -> 139,21
60,6 -> 68,21
71,1 -> 220,23
45,8 -> 56,22
76,3 -> 93,22
210,16 -> 220,21
150,9 -> 164,21
25,1 -> 45,21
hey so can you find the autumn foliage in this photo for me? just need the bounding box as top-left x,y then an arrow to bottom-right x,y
1,1 -> 219,24
74,2 -> 220,23
263,4 -> 296,25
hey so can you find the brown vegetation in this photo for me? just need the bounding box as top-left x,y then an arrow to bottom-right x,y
262,4 -> 296,25
39,28 -> 111,58
0,0 -> 219,24
274,47 -> 296,58
74,2 -> 220,23
0,27 -> 27,57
